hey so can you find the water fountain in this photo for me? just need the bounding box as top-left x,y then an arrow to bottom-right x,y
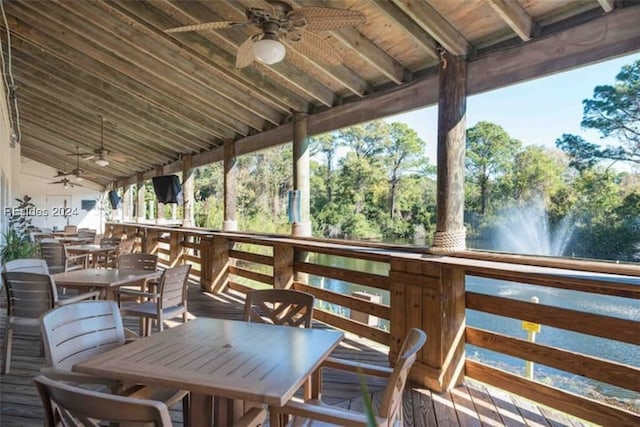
490,199 -> 573,256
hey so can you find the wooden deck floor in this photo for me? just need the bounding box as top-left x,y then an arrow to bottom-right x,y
0,283 -> 592,426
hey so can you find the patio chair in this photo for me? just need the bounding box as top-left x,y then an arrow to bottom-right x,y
33,374 -> 174,427
63,225 -> 78,234
0,272 -> 99,374
243,288 -> 315,403
243,288 -> 315,327
98,236 -> 136,268
77,228 -> 97,244
39,241 -> 88,274
3,258 -> 49,274
116,264 -> 191,336
39,300 -> 188,418
268,328 -> 427,427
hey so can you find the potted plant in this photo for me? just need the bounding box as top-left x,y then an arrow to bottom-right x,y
0,195 -> 37,263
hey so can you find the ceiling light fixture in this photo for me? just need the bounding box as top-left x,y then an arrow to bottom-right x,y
253,35 -> 285,65
95,157 -> 109,167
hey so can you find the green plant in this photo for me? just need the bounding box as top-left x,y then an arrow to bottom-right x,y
1,195 -> 37,263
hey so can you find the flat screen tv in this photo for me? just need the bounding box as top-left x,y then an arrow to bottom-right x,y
108,190 -> 121,209
152,175 -> 182,204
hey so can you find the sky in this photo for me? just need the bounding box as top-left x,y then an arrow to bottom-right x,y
387,52 -> 640,165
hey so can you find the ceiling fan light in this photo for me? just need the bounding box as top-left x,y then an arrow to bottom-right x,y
95,158 -> 109,167
253,38 -> 285,65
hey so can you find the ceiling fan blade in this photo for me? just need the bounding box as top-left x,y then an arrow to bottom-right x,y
83,155 -> 96,161
165,21 -> 249,33
66,152 -> 94,157
236,36 -> 256,68
286,30 -> 342,65
49,181 -> 63,184
298,7 -> 366,31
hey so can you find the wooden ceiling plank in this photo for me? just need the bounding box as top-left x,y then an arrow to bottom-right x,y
9,32 -> 222,144
89,0 -> 283,127
390,0 -> 469,55
331,28 -> 409,84
3,13 -> 233,141
597,0 -> 615,13
487,0 -> 537,41
371,0 -> 439,59
17,93 -> 171,166
159,0 -> 335,107
12,48 -> 211,153
109,0 -> 308,115
19,110 -> 160,173
35,0 -> 254,136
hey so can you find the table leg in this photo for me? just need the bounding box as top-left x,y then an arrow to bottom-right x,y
189,393 -> 214,427
213,397 -> 244,427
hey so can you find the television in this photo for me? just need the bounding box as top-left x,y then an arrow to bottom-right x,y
108,190 -> 121,209
152,175 -> 183,204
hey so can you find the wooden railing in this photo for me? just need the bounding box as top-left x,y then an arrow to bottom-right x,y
107,222 -> 640,426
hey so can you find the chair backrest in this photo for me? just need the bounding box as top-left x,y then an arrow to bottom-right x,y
100,236 -> 122,248
32,232 -> 54,243
40,300 -> 126,371
117,237 -> 136,255
34,374 -> 173,427
118,253 -> 158,271
243,289 -> 315,328
63,225 -> 78,234
3,258 -> 49,274
379,328 -> 427,422
158,264 -> 191,310
1,272 -> 57,321
39,241 -> 67,274
77,229 -> 97,242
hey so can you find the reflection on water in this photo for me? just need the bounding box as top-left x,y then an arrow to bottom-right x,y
308,254 -> 640,402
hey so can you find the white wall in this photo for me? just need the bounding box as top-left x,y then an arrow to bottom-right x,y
0,76 -> 20,235
20,159 -> 106,233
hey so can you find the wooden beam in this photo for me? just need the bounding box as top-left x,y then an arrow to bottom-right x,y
223,139 -> 238,232
371,0 -> 439,59
182,155 -> 194,227
487,0 -> 537,41
597,0 -> 615,13
292,112 -> 311,236
390,0 -> 469,55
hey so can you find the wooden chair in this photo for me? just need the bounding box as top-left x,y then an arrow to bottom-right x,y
3,258 -> 49,273
77,228 -> 97,244
243,288 -> 315,327
269,328 -> 427,427
63,225 -> 78,234
0,272 -> 99,374
39,241 -> 88,274
244,288 -> 315,405
118,253 -> 158,271
33,374 -> 174,427
39,300 -> 188,420
117,264 -> 191,336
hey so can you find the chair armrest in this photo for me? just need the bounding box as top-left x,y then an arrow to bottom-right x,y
320,357 -> 393,378
67,253 -> 88,262
234,407 -> 267,427
271,400 -> 386,427
57,290 -> 101,305
40,367 -> 119,389
123,327 -> 140,344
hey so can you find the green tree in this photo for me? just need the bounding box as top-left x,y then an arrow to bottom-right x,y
556,60 -> 640,170
465,121 -> 522,216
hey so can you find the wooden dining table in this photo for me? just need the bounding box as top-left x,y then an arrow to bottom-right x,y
52,268 -> 161,300
74,317 -> 344,426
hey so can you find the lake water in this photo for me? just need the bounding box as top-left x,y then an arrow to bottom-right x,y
308,253 -> 640,404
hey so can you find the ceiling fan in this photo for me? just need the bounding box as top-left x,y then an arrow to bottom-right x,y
49,176 -> 82,189
164,0 -> 366,68
62,147 -> 89,181
70,115 -> 110,167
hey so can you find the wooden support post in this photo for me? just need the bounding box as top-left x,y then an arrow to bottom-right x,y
223,139 -> 238,231
389,259 -> 466,393
199,236 -> 214,292
145,229 -> 159,255
136,174 -> 145,223
169,231 -> 183,267
211,237 -> 231,293
182,154 -> 195,227
273,244 -> 294,289
122,184 -> 132,222
431,52 -> 467,252
292,112 -> 311,237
